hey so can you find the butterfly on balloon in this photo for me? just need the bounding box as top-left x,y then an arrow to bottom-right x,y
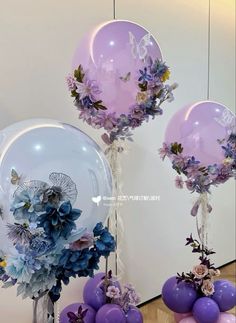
128,32 -> 152,61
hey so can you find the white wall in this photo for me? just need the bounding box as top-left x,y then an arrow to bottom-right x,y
0,1 -> 235,321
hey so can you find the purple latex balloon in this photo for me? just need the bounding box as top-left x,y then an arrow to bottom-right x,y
162,276 -> 198,313
179,317 -> 197,323
217,313 -> 236,323
174,312 -> 192,322
212,279 -> 236,312
126,305 -> 143,323
60,303 -> 96,323
72,20 -> 162,115
193,297 -> 220,323
95,304 -> 126,323
83,272 -> 121,311
165,101 -> 235,166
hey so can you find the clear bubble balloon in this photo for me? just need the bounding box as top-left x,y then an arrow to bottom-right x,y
0,119 -> 112,232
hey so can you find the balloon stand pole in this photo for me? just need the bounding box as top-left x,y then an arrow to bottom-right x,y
32,293 -> 57,323
104,140 -> 124,279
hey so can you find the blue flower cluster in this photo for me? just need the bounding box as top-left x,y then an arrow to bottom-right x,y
0,173 -> 115,303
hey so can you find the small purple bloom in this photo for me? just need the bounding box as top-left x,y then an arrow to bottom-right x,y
66,74 -> 77,91
76,77 -> 101,101
159,143 -> 171,160
175,176 -> 184,189
106,285 -> 121,299
138,67 -> 152,82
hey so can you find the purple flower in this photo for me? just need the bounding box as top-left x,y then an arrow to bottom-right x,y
185,179 -> 195,191
75,77 -> 101,101
175,176 -> 184,189
93,112 -> 117,131
106,286 -> 121,299
159,143 -> 171,160
66,74 -> 77,91
138,67 -> 152,82
67,305 -> 88,323
172,154 -> 188,169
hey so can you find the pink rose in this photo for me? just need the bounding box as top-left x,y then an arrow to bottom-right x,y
192,264 -> 208,279
70,232 -> 94,251
209,268 -> 221,277
201,279 -> 215,296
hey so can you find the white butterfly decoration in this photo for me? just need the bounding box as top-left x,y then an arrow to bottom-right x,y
129,31 -> 151,61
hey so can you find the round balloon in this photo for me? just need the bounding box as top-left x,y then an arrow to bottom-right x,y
126,305 -> 143,323
83,272 -> 121,311
162,276 -> 198,313
60,303 -> 96,323
0,119 -> 112,232
212,280 -> 236,312
216,313 -> 236,323
174,312 -> 192,322
193,297 -> 220,323
165,101 -> 235,166
72,20 -> 162,115
179,317 -> 197,323
95,304 -> 126,323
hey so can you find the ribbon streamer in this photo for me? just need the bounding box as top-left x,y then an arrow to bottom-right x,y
195,192 -> 212,251
104,140 -> 125,280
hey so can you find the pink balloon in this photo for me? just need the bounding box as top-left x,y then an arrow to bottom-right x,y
179,317 -> 197,323
174,312 -> 192,322
217,313 -> 236,323
165,101 -> 235,166
72,20 -> 162,115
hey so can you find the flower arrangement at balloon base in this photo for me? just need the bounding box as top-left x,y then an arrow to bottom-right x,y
67,57 -> 177,144
60,270 -> 143,323
0,172 -> 115,323
162,235 -> 236,323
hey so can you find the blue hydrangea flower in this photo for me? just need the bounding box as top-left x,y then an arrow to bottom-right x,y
38,201 -> 81,243
11,190 -> 43,223
93,222 -> 116,257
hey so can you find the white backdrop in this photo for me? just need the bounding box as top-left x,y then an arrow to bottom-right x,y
0,1 -> 235,322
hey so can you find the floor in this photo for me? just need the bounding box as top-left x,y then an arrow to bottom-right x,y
140,261 -> 236,323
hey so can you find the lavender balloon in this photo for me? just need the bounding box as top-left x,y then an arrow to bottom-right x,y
83,272 -> 121,311
72,20 -> 162,115
126,305 -> 143,323
95,304 -> 126,323
179,317 -> 197,323
83,272 -> 106,310
217,313 -> 236,323
174,312 -> 192,322
165,101 -> 235,166
60,303 -> 96,323
212,279 -> 236,312
193,297 -> 220,323
162,276 -> 198,313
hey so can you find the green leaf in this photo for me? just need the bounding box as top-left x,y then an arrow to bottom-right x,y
71,90 -> 78,98
74,65 -> 84,82
138,82 -> 148,92
93,100 -> 107,110
171,142 -> 183,155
